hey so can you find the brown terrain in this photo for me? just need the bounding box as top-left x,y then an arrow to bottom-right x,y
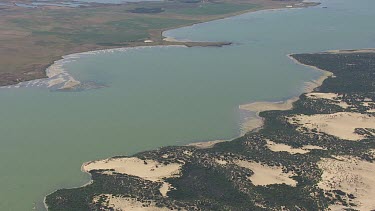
0,0 -> 316,86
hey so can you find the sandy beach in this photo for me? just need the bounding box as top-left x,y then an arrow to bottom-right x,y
237,54 -> 333,135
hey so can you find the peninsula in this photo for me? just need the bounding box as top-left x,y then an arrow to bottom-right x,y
0,0 -> 316,87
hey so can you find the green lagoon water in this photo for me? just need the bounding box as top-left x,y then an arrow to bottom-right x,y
1,0 -> 375,210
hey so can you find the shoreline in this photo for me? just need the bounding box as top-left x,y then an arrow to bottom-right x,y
190,53 -> 333,149
44,50 -> 335,210
40,3 -> 322,210
1,0 -> 319,88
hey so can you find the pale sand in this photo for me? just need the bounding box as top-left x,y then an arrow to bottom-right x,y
305,92 -> 350,108
239,97 -> 298,113
235,160 -> 297,186
84,157 -> 181,197
301,145 -> 325,150
215,159 -> 228,165
83,157 -> 181,182
239,97 -> 298,134
46,64 -> 65,78
187,139 -> 227,149
47,77 -> 65,87
162,37 -> 179,42
266,140 -> 307,154
318,156 -> 375,211
305,92 -> 339,100
238,54 -> 333,135
288,112 -> 375,141
240,117 -> 264,135
159,182 -> 171,197
93,194 -> 170,211
60,79 -> 80,90
266,140 -> 325,154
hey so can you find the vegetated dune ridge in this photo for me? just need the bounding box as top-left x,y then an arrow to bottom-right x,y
45,50 -> 375,210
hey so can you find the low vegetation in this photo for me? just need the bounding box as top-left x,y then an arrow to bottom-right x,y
0,0 -> 311,85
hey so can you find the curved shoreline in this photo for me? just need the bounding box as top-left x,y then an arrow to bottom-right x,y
43,50 -> 334,210
189,53 -> 333,149
38,3 -> 323,210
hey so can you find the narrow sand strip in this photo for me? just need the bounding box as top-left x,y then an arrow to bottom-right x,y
187,139 -> 227,149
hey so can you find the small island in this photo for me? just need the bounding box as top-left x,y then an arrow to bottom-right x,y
45,50 -> 375,210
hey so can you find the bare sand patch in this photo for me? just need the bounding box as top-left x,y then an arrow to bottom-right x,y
84,157 -> 181,197
240,97 -> 298,114
306,92 -> 339,100
235,160 -> 297,186
301,145 -> 324,150
93,194 -> 170,211
239,97 -> 298,134
288,112 -> 375,141
187,139 -> 227,149
266,140 -> 308,154
305,92 -> 350,108
47,77 -> 65,87
60,79 -> 80,90
159,182 -> 171,197
215,159 -> 228,165
83,157 -> 181,182
318,156 -> 375,211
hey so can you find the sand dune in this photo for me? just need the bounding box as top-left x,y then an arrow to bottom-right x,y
318,156 -> 375,211
288,112 -> 375,141
305,92 -> 350,108
83,157 -> 181,182
84,157 -> 182,197
235,160 -> 297,186
93,194 -> 170,211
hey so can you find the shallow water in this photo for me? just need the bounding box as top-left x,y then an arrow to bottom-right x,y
0,0 -> 375,210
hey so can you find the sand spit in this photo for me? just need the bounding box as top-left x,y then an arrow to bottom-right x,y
239,97 -> 299,134
93,194 -> 171,211
235,160 -> 297,186
318,156 -> 375,211
187,139 -> 228,149
239,96 -> 300,135
240,97 -> 298,114
2,45 -> 186,91
288,112 -> 375,141
327,49 -> 375,54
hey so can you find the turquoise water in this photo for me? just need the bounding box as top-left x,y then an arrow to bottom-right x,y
1,0 -> 375,210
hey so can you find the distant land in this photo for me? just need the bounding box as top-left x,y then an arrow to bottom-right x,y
45,50 -> 375,210
0,0 -> 317,87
